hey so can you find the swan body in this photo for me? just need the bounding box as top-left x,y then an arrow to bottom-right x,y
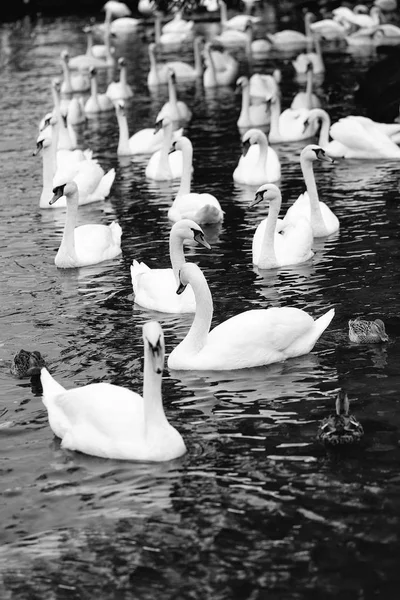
145,116 -> 184,180
291,63 -> 322,110
85,67 -> 114,114
251,184 -> 314,269
333,6 -> 381,29
65,97 -> 86,126
203,42 -> 239,88
267,93 -> 318,143
267,12 -> 314,48
284,145 -> 339,237
156,69 -> 192,123
348,317 -> 388,343
317,391 -> 364,447
115,101 -> 183,156
215,23 -> 253,48
68,27 -> 112,71
168,263 -> 335,371
236,76 -> 270,128
249,72 -> 280,101
147,39 -> 203,86
106,57 -> 133,101
162,11 -> 194,34
219,1 -> 261,31
310,18 -> 347,40
154,12 -> 193,49
168,137 -> 224,224
49,175 -> 121,268
233,128 -> 281,185
292,36 -> 324,75
60,50 -> 90,94
131,219 -> 211,313
41,321 -> 186,462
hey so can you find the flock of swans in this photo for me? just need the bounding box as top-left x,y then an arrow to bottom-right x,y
23,0 -> 397,460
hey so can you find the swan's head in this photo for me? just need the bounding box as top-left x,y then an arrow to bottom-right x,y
172,219 -> 211,249
118,57 -> 126,67
235,76 -> 249,92
61,49 -> 70,62
241,129 -> 265,156
302,108 -> 327,132
167,68 -> 177,83
169,136 -> 191,155
176,262 -> 201,295
50,180 -> 78,205
89,67 -> 98,78
250,183 -> 281,208
301,144 -> 334,164
154,115 -> 172,133
39,111 -> 56,132
52,78 -> 62,93
83,25 -> 93,34
143,321 -> 164,375
116,100 -> 125,116
33,131 -> 52,156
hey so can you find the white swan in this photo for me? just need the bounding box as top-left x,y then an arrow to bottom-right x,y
131,219 -> 211,313
267,91 -> 318,143
284,145 -> 339,237
233,128 -> 281,185
267,12 -> 314,48
65,96 -> 86,126
115,101 -> 183,156
41,321 -> 186,462
236,76 -> 269,129
168,137 -> 224,224
60,50 -> 90,94
214,20 -> 253,48
310,18 -> 347,40
249,71 -> 280,101
147,39 -> 203,86
251,183 -> 314,269
167,262 -> 335,371
203,42 -> 239,88
106,57 -> 133,101
49,78 -> 78,150
333,6 -> 381,30
145,116 -> 184,181
68,27 -> 112,71
49,172 -> 121,268
84,67 -> 115,114
103,1 -> 141,35
292,35 -> 325,75
156,69 -> 192,123
162,9 -> 194,34
290,62 -> 322,110
219,0 -> 261,31
155,11 -> 193,49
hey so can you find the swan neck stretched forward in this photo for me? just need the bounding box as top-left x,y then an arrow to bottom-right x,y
301,154 -> 326,234
176,138 -> 192,196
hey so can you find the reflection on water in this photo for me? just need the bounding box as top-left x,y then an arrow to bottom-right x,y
1,8 -> 400,599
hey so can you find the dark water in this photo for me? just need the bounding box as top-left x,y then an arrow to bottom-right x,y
1,9 -> 400,599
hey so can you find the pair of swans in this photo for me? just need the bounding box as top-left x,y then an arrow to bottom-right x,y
41,321 -> 186,461
147,39 -> 202,86
305,108 -> 400,159
203,42 -> 239,88
167,262 -> 335,370
267,91 -> 319,143
106,57 -> 133,101
233,129 -> 281,185
156,69 -> 192,123
290,62 -> 322,110
292,36 -> 325,76
236,76 -> 270,129
145,116 -> 186,180
49,170 -> 122,268
115,101 -> 183,156
154,11 -> 193,49
131,219 -> 211,313
60,50 -> 90,94
168,137 -> 224,224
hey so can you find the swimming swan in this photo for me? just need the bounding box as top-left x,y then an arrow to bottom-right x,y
284,145 -> 339,237
84,67 -> 115,114
131,219 -> 211,313
147,39 -> 203,87
49,173 -> 121,268
250,183 -> 314,269
219,0 -> 261,31
115,101 -> 183,156
156,69 -> 192,123
292,35 -> 325,76
106,57 -> 133,101
60,50 -> 90,94
41,321 -> 186,461
266,12 -> 314,48
236,76 -> 270,129
267,91 -> 318,143
155,11 -> 193,49
162,10 -> 194,34
290,62 -> 322,110
168,137 -> 224,224
203,42 -> 239,88
233,128 -> 281,185
167,262 -> 335,370
145,116 -> 184,181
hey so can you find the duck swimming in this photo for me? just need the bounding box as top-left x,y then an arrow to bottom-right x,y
348,317 -> 388,343
317,390 -> 364,447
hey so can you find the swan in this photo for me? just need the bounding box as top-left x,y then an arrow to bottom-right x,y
203,42 -> 239,88
85,67 -> 115,114
310,17 -> 347,40
145,116 -> 184,180
236,76 -> 270,128
65,96 -> 86,126
49,78 -> 78,150
131,219 -> 211,313
115,101 -> 183,156
267,12 -> 314,48
219,0 -> 261,31
90,21 -> 116,63
60,50 -> 90,94
40,321 -> 186,462
249,71 -> 280,101
68,27 -> 112,71
250,183 -> 314,269
292,35 -> 325,75
155,11 -> 193,49
267,92 -> 318,143
102,1 -> 141,35
156,69 -> 192,123
35,114 -> 90,173
284,145 -> 339,237
233,128 -> 281,185
168,137 -> 224,224
49,172 -> 121,268
167,262 -> 335,371
333,6 -> 381,30
162,9 -> 194,34
138,0 -> 154,16
214,21 -> 254,48
290,62 -> 322,110
147,39 -> 203,86
106,57 -> 133,101
372,24 -> 400,45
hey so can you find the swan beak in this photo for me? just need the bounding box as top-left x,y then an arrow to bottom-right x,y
317,149 -> 334,164
49,185 -> 65,205
302,118 -> 310,133
149,336 -> 163,374
193,230 -> 211,249
242,139 -> 251,157
154,119 -> 163,133
61,114 -> 68,128
33,140 -> 43,156
248,190 -> 264,208
176,281 -> 187,295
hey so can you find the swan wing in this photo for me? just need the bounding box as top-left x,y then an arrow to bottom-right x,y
330,118 -> 400,157
73,222 -> 122,265
131,263 -> 196,313
169,193 -> 223,224
275,218 -> 314,266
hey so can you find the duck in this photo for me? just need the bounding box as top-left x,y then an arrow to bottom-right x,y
267,91 -> 318,143
106,57 -> 133,101
145,116 -> 184,181
203,42 -> 239,88
49,171 -> 122,268
168,262 -> 335,371
40,321 -> 186,462
233,128 -> 281,185
156,69 -> 192,123
348,317 -> 389,343
292,36 -> 325,76
115,101 -> 183,156
236,76 -> 270,129
60,50 -> 90,94
250,183 -> 314,269
317,390 -> 364,447
168,137 -> 224,224
266,12 -> 314,49
147,39 -> 203,86
10,350 -> 46,378
84,67 -> 115,114
131,219 -> 211,313
284,145 -> 339,238
219,0 -> 261,31
290,62 -> 322,110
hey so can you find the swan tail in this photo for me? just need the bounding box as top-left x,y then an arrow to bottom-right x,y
195,205 -> 224,225
41,368 -> 65,407
109,221 -> 122,246
130,260 -> 150,292
91,168 -> 116,200
313,308 -> 335,339
83,149 -> 94,161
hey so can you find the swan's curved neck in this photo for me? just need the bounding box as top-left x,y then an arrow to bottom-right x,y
183,271 -> 213,354
301,156 -> 326,234
50,121 -> 59,172
169,231 -> 187,284
205,47 -> 217,86
86,30 -> 94,57
220,1 -> 228,26
176,141 -> 192,197
119,64 -> 128,87
240,81 -> 250,122
258,198 -> 280,268
305,68 -> 313,106
61,59 -> 72,93
90,75 -> 100,111
269,97 -> 281,140
255,134 -> 268,169
193,39 -> 203,76
148,46 -> 158,81
142,348 -> 165,433
158,123 -> 173,177
316,111 -> 330,147
117,111 -> 130,154
59,193 -> 79,259
154,13 -> 162,44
